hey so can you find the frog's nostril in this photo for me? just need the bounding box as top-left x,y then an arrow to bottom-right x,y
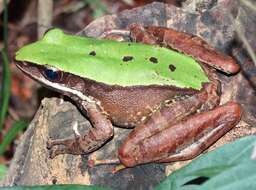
15,61 -> 29,72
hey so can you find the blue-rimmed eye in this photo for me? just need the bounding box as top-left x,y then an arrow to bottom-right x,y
43,69 -> 62,81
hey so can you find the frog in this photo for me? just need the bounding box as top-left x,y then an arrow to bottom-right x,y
15,24 -> 242,168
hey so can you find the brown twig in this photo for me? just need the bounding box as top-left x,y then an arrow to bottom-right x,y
0,0 -> 9,14
37,0 -> 53,38
229,13 -> 256,66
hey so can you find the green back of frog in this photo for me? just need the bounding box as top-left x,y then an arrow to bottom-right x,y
15,29 -> 209,89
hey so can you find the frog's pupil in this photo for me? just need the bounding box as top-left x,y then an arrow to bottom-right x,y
44,69 -> 59,80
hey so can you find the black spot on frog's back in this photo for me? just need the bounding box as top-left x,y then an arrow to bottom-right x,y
89,51 -> 96,56
123,56 -> 134,62
169,64 -> 176,72
149,57 -> 158,64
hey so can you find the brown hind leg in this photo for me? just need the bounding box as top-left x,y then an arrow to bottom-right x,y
118,102 -> 241,167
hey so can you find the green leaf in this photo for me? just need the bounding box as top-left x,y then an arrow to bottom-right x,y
0,0 -> 10,130
0,50 -> 11,130
0,185 -> 110,190
199,161 -> 256,190
0,164 -> 7,180
3,0 -> 8,49
0,120 -> 27,155
184,164 -> 235,178
155,136 -> 256,190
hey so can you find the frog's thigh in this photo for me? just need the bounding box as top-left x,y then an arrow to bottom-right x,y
47,101 -> 114,158
118,102 -> 241,167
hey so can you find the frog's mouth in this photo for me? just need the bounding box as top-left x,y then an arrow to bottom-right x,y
15,61 -> 95,103
15,61 -> 63,92
15,61 -> 42,80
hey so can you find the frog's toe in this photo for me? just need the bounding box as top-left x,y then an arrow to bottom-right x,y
46,138 -> 65,148
46,138 -> 54,149
48,146 -> 67,158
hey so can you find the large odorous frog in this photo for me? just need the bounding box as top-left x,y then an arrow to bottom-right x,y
15,24 -> 242,168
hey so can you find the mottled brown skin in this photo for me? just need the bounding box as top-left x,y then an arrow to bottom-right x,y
16,62 -> 197,127
16,24 -> 242,168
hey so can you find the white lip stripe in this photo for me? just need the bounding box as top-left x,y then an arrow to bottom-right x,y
44,79 -> 95,103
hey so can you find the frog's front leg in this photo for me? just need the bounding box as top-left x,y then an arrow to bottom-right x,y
119,102 -> 241,167
47,100 -> 113,158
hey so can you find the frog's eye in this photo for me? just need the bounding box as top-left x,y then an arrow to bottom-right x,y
43,69 -> 62,81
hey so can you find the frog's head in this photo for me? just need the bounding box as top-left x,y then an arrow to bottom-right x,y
16,61 -> 63,86
15,29 -> 66,87
15,29 -> 95,101
16,61 -> 87,99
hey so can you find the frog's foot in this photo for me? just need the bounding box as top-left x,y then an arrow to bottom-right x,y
47,127 -> 85,158
118,102 -> 242,167
47,101 -> 114,158
47,137 -> 81,158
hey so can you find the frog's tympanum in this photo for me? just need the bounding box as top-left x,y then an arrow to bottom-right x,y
15,24 -> 242,168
